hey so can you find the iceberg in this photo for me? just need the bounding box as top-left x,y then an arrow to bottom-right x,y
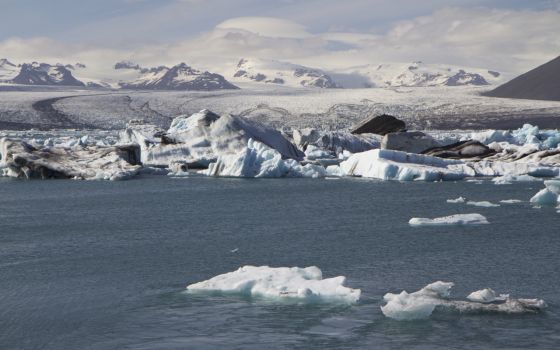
544,179 -> 560,194
293,128 -> 381,156
468,124 -> 560,150
381,281 -> 547,321
466,201 -> 500,207
409,213 -> 489,226
530,188 -> 560,206
447,197 -> 466,203
500,199 -> 523,204
186,265 -> 361,303
0,137 -> 141,180
120,110 -> 304,169
492,174 -> 541,185
335,149 -> 470,181
381,281 -> 454,321
205,139 -> 326,178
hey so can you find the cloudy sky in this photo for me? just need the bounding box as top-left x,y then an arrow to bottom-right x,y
1,0 -> 559,75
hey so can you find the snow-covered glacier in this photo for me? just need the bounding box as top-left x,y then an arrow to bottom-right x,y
186,265 -> 361,304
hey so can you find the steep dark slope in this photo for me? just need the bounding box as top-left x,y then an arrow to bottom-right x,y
484,56 -> 560,101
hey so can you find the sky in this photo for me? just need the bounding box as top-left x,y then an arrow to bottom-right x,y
1,0 -> 559,75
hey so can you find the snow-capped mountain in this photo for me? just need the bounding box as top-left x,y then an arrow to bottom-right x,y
331,62 -> 502,88
119,62 -> 239,90
10,62 -> 85,86
231,58 -> 339,88
0,58 -> 20,81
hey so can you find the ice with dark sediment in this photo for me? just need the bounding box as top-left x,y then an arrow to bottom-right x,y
381,281 -> 547,321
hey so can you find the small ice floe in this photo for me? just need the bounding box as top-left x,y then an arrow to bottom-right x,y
466,179 -> 484,184
466,200 -> 500,207
447,197 -> 466,203
530,180 -> 560,206
409,213 -> 489,226
500,199 -> 523,204
381,282 -> 547,321
492,174 -> 542,185
186,265 -> 361,303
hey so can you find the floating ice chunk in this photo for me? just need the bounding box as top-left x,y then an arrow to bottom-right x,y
530,188 -> 559,206
186,265 -> 361,303
447,197 -> 466,203
544,180 -> 560,194
469,160 -> 560,178
409,213 -> 489,226
500,199 -> 522,204
466,201 -> 500,207
467,288 -> 508,303
492,174 -> 541,185
205,139 -> 326,178
338,149 -> 469,181
0,137 -> 141,180
381,282 -> 546,321
381,281 -> 454,321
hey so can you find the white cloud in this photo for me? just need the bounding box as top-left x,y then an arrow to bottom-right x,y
216,17 -> 311,39
1,7 -> 559,76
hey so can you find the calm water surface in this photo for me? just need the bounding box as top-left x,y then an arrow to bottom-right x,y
0,176 -> 559,349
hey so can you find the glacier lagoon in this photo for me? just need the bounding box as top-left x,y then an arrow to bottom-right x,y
1,176 -> 559,349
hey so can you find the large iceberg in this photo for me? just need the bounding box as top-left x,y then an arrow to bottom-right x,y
381,281 -> 547,321
186,265 -> 361,303
205,139 -> 326,178
0,137 -> 141,180
409,213 -> 489,226
120,110 -> 304,168
332,149 -> 470,181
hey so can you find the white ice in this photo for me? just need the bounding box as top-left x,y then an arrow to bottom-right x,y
186,265 -> 361,303
381,281 -> 547,321
447,197 -> 466,203
500,199 -> 523,204
381,281 -> 454,321
205,139 -> 326,178
492,174 -> 542,185
409,213 -> 489,226
467,288 -> 508,303
466,201 -> 500,207
335,149 -> 469,181
530,180 -> 560,206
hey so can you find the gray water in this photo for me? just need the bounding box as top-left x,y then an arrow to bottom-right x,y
1,176 -> 559,349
